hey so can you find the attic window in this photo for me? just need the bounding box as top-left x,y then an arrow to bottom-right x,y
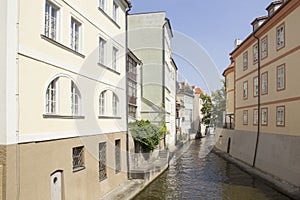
269,7 -> 275,16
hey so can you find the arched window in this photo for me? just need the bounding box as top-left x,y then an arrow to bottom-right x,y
46,78 -> 58,114
45,75 -> 82,117
99,91 -> 106,115
71,82 -> 81,115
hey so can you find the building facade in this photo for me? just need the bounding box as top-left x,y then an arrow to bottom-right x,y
1,0 -> 130,198
128,12 -> 177,148
222,0 -> 300,187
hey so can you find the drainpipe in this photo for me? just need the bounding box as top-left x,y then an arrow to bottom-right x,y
252,34 -> 261,167
125,2 -> 132,179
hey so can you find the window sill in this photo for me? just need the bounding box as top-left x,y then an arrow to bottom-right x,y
41,35 -> 85,58
43,114 -> 85,119
98,7 -> 120,29
73,166 -> 85,173
98,116 -> 121,119
97,63 -> 120,75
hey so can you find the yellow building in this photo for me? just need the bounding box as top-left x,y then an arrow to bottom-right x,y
1,0 -> 130,199
222,0 -> 300,188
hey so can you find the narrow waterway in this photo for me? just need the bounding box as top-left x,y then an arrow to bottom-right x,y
133,136 -> 290,200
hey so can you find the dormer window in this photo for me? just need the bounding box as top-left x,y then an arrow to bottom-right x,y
251,16 -> 267,32
266,1 -> 283,17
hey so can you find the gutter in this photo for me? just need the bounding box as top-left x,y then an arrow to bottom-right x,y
252,34 -> 261,167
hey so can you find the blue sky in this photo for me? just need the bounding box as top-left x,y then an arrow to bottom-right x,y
129,0 -> 273,92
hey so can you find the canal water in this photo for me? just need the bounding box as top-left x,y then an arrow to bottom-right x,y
133,136 -> 290,200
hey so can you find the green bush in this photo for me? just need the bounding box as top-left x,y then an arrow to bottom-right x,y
129,120 -> 164,151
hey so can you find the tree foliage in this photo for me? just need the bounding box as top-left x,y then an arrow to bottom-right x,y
200,93 -> 212,126
211,80 -> 226,127
129,120 -> 164,151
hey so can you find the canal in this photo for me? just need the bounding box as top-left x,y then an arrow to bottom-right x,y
133,136 -> 291,200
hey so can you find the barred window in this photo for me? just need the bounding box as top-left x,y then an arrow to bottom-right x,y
115,140 -> 121,174
45,1 -> 58,40
73,146 -> 85,171
99,142 -> 107,181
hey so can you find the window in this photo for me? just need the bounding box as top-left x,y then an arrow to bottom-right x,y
261,72 -> 268,95
71,82 -> 81,115
261,108 -> 268,126
46,78 -> 58,114
112,93 -> 119,116
99,142 -> 107,181
243,81 -> 248,99
99,0 -> 105,10
72,146 -> 85,171
277,23 -> 285,50
128,105 -> 137,118
70,18 -> 81,52
99,91 -> 106,115
243,110 -> 248,125
253,76 -> 258,97
99,37 -> 106,65
115,140 -> 121,173
113,2 -> 118,22
261,36 -> 268,59
243,51 -> 248,70
277,65 -> 285,91
45,1 -> 59,40
277,106 -> 285,126
112,47 -> 118,71
253,43 -> 258,64
253,109 -> 258,125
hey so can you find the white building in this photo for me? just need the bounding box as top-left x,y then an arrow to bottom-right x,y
0,0 -> 130,198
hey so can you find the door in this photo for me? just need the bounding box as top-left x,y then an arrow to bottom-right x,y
50,170 -> 62,200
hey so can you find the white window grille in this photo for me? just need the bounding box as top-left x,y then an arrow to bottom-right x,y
45,1 -> 58,40
99,37 -> 106,65
277,65 -> 285,90
46,78 -> 57,114
71,82 -> 81,115
277,106 -> 285,126
99,91 -> 106,115
254,77 -> 258,97
112,47 -> 118,71
261,73 -> 268,94
71,18 -> 81,52
113,2 -> 118,22
277,24 -> 285,49
261,108 -> 268,125
112,93 -> 119,116
261,37 -> 268,58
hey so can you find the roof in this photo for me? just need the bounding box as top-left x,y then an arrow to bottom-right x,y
250,16 -> 268,25
230,0 -> 290,57
222,62 -> 235,77
194,87 -> 204,95
266,0 -> 283,11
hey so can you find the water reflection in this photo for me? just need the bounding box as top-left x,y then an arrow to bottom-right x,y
133,138 -> 290,200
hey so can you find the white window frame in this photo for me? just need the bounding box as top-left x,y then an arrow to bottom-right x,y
261,108 -> 268,126
261,72 -> 268,95
46,78 -> 58,114
99,0 -> 105,10
112,47 -> 118,71
71,82 -> 81,116
261,36 -> 268,59
112,93 -> 119,116
44,1 -> 60,40
253,43 -> 258,64
277,23 -> 285,50
70,17 -> 82,52
253,109 -> 258,125
253,76 -> 258,97
277,65 -> 285,90
113,2 -> 119,22
243,51 -> 248,70
99,91 -> 106,115
243,81 -> 248,99
276,106 -> 285,126
99,37 -> 106,65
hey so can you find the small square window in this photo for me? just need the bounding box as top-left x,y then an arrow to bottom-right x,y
73,146 -> 85,171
